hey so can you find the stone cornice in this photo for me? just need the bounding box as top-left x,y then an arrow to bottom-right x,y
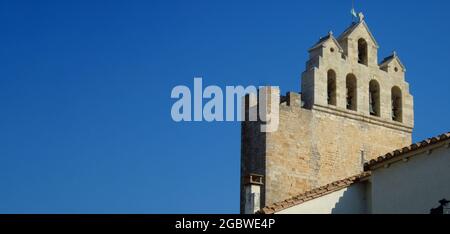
312,104 -> 413,133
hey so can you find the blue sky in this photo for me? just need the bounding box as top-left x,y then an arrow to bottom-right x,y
0,0 -> 449,214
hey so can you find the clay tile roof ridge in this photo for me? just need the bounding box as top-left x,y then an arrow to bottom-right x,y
257,172 -> 371,214
364,132 -> 450,170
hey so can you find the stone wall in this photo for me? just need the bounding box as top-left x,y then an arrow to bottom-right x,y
263,98 -> 411,206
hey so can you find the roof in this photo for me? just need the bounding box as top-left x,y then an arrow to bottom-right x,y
308,32 -> 343,53
337,20 -> 379,48
257,133 -> 450,214
380,54 -> 395,65
364,132 -> 450,170
379,52 -> 406,72
338,22 -> 358,40
257,172 -> 371,214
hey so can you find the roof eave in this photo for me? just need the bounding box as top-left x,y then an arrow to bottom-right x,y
379,55 -> 407,72
365,133 -> 450,171
257,172 -> 372,214
308,36 -> 344,53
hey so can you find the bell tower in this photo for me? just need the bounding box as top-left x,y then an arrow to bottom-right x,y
241,13 -> 414,214
301,14 -> 413,127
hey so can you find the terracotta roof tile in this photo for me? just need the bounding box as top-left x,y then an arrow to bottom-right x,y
364,132 -> 450,170
256,172 -> 371,214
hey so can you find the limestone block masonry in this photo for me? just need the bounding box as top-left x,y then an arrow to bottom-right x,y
240,17 -> 414,214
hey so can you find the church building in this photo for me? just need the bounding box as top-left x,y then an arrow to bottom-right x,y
240,13 -> 450,214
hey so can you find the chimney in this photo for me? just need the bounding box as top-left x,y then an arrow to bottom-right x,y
243,174 -> 264,214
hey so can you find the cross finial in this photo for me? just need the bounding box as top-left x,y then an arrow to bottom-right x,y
358,12 -> 365,22
329,30 -> 333,36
